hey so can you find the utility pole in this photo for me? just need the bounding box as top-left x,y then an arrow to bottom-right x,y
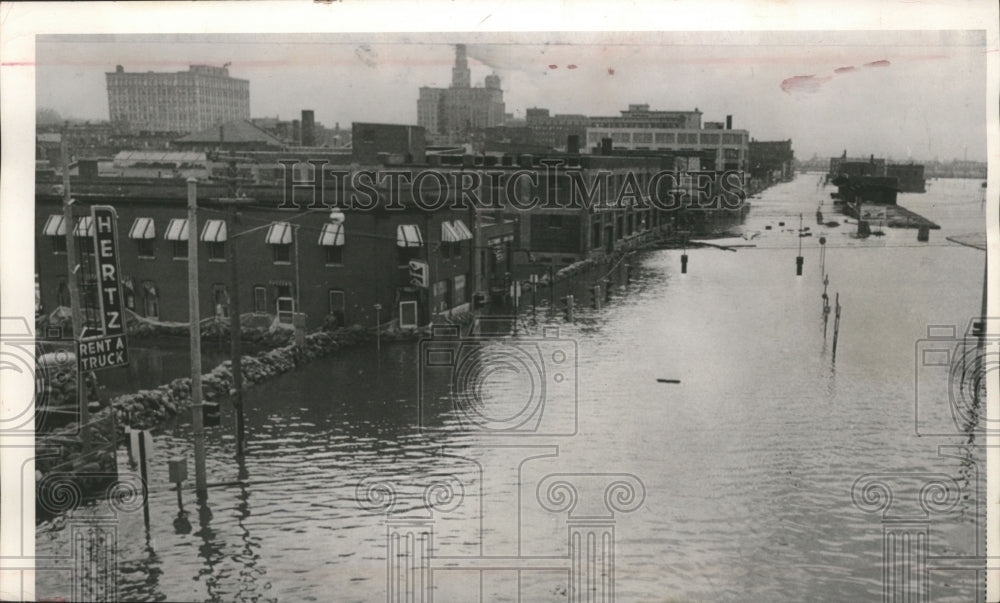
227,202 -> 247,458
61,135 -> 90,453
187,178 -> 208,495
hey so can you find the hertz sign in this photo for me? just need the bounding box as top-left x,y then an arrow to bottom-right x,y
77,205 -> 129,372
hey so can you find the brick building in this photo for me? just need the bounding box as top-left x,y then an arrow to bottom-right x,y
36,167 -> 516,331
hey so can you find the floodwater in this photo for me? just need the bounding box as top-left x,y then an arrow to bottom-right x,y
35,175 -> 988,602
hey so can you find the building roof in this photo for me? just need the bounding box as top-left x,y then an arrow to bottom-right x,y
175,120 -> 284,147
114,150 -> 207,166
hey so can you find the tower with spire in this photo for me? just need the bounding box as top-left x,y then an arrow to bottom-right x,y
451,44 -> 471,88
417,44 -> 506,143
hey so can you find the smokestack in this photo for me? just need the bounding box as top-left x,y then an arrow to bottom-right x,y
725,115 -> 733,130
292,120 -> 301,146
301,110 -> 315,147
219,125 -> 225,144
601,137 -> 613,155
567,134 -> 580,154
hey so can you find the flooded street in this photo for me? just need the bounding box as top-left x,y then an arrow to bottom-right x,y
36,175 -> 987,602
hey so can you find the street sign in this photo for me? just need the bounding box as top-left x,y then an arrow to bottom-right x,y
78,334 -> 129,371
91,206 -> 126,336
409,260 -> 429,288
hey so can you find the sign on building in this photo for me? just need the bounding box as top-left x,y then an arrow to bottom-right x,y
409,260 -> 429,288
82,205 -> 129,371
78,334 -> 129,372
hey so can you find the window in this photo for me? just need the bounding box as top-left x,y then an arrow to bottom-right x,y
253,286 -> 267,312
272,244 -> 291,263
547,214 -> 564,228
266,222 -> 293,264
136,239 -> 155,258
592,220 -> 603,249
129,218 -> 156,258
207,242 -> 226,261
398,246 -> 421,267
328,290 -> 346,326
172,241 -> 188,259
324,246 -> 343,265
165,218 -> 189,260
399,301 -> 418,328
43,215 -> 67,254
319,222 -> 345,265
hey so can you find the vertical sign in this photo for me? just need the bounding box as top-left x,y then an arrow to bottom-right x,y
91,205 -> 126,336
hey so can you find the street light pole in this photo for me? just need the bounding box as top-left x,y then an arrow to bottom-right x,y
187,178 -> 208,496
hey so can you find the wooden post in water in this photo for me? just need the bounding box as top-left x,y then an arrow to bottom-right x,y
832,293 -> 842,361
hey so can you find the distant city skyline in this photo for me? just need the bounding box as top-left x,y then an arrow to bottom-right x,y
35,31 -> 988,162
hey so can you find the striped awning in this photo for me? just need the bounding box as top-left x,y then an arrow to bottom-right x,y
451,219 -> 474,241
164,218 -> 189,241
43,214 -> 66,236
129,217 -> 155,239
441,221 -> 462,243
396,224 -> 423,248
318,222 -> 345,246
201,219 -> 228,242
73,216 -> 95,238
265,222 -> 293,245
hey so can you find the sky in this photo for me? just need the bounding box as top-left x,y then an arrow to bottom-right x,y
35,31 -> 988,162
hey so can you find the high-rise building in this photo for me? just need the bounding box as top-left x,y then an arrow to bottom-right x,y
417,45 -> 505,142
106,64 -> 250,135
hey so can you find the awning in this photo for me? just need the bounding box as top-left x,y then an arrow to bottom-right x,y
441,221 -> 462,243
164,218 -> 189,241
396,224 -> 423,248
129,217 -> 155,239
451,219 -> 474,241
43,215 -> 67,236
265,222 -> 293,245
201,219 -> 228,242
73,216 -> 95,238
318,222 -> 344,246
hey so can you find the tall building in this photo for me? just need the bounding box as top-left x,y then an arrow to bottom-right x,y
417,45 -> 505,142
106,64 -> 250,135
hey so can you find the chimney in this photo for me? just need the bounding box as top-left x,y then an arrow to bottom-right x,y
567,134 -> 580,154
601,137 -> 613,155
219,125 -> 225,144
301,110 -> 315,147
725,115 -> 733,130
292,120 -> 301,146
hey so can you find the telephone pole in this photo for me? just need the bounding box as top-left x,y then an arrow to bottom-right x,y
187,178 -> 208,495
61,135 -> 90,453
